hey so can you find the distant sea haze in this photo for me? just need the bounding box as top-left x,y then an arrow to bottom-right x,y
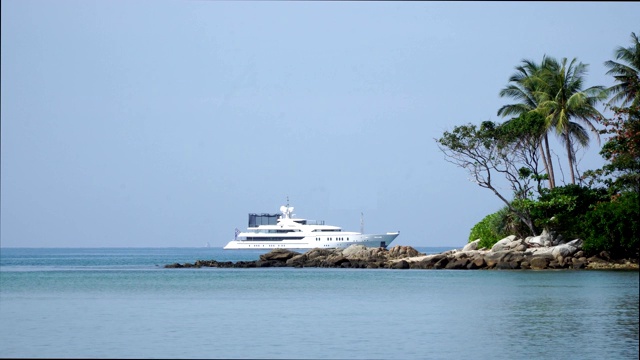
1,248 -> 638,359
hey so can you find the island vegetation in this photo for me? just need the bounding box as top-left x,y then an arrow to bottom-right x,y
436,32 -> 639,261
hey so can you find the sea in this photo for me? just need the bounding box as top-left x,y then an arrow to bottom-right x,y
0,247 -> 638,360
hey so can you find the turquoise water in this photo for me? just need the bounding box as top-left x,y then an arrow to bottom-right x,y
1,248 -> 638,359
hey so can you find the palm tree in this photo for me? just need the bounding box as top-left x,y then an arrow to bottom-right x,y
498,58 -> 557,188
537,57 -> 608,184
604,32 -> 640,108
558,122 -> 591,182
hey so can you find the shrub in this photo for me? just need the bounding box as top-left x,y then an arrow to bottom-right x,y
580,192 -> 639,258
529,184 -> 608,238
469,207 -> 510,249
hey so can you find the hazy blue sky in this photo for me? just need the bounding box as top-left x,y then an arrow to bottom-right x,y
2,1 -> 639,248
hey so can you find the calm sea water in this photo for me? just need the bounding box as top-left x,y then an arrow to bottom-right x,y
1,247 -> 638,359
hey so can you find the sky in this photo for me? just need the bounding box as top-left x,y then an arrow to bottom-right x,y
2,1 -> 639,249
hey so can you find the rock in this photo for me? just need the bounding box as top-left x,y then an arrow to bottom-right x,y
571,258 -> 587,269
587,255 -> 607,264
391,260 -> 410,269
342,244 -> 368,258
552,243 -> 579,259
515,244 -> 527,252
305,248 -> 334,261
530,255 -> 554,269
388,245 -> 423,259
467,255 -> 486,269
260,249 -> 300,262
548,259 -> 568,269
524,247 -> 554,257
484,250 -> 511,268
445,257 -> 470,269
463,239 -> 480,252
325,255 -> 349,267
503,252 -> 525,264
492,252 -> 524,270
256,260 -> 273,267
491,235 -> 517,252
286,254 -> 307,267
234,261 -> 257,268
433,257 -> 449,269
566,239 -> 583,248
552,233 -> 565,246
418,254 -> 446,269
527,229 -> 552,247
495,261 -> 519,270
508,239 -> 524,250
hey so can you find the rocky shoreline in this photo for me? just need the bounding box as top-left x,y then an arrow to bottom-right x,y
166,233 -> 638,270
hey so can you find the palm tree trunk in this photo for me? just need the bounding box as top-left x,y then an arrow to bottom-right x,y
539,146 -> 550,188
565,128 -> 576,184
543,134 -> 555,188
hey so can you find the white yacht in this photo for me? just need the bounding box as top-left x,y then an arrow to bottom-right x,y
223,202 -> 399,250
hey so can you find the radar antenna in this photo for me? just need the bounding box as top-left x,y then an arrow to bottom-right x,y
280,196 -> 293,219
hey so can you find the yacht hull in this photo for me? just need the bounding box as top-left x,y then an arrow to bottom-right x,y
223,232 -> 399,250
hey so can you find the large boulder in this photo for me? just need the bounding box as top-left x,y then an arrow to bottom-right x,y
432,257 -> 449,269
343,244 -> 389,262
305,248 -> 334,261
324,255 -> 349,267
551,242 -> 580,259
260,249 -> 300,262
391,260 -> 410,269
526,229 -> 553,247
491,235 -> 517,252
388,245 -> 423,259
286,254 -> 307,267
416,254 -> 447,269
463,239 -> 480,252
524,247 -> 554,257
484,250 -> 512,268
445,257 -> 470,269
467,255 -> 486,269
342,244 -> 368,258
529,254 -> 555,269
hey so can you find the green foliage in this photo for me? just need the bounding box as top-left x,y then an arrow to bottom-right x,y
586,104 -> 640,195
469,207 -> 510,249
604,32 -> 640,108
437,122 -> 497,152
580,192 -> 640,258
574,32 -> 640,259
527,184 -> 608,238
497,111 -> 547,145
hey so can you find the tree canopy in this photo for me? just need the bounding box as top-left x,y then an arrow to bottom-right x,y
437,32 -> 640,258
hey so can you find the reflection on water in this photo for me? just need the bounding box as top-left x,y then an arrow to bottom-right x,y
500,271 -> 639,359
